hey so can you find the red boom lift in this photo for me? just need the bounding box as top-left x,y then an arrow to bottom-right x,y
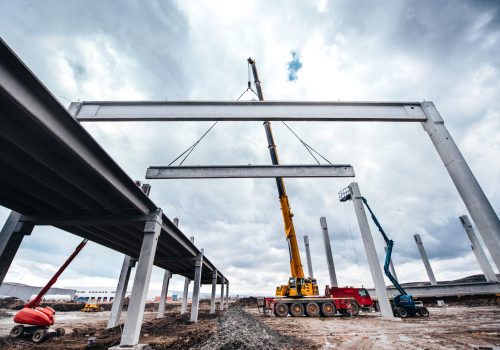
10,239 -> 88,343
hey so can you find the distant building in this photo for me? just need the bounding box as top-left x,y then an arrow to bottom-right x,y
0,282 -> 76,301
72,287 -> 131,303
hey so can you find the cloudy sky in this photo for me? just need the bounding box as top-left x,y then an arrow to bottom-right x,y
0,0 -> 499,297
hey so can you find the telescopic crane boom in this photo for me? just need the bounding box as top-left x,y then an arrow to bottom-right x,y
248,58 -> 318,297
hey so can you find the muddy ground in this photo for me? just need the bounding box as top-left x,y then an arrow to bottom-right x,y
0,299 -> 498,349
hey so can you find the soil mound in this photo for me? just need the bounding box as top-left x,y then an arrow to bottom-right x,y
0,297 -> 24,310
233,297 -> 258,308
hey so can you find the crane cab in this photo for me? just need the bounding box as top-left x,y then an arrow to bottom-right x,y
276,277 -> 319,297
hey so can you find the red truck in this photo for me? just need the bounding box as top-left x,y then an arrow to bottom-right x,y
259,286 -> 373,317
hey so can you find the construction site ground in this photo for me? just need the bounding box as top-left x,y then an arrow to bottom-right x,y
0,299 -> 498,349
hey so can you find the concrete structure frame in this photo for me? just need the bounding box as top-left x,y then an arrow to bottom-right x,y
319,217 -> 338,288
414,234 -> 438,286
303,235 -> 314,278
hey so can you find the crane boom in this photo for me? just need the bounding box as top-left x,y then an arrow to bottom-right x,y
248,58 -> 305,285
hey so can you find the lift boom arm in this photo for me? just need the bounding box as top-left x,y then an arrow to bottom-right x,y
360,198 -> 407,296
248,58 -> 305,280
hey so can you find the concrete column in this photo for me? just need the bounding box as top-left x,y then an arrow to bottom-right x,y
0,211 -> 34,286
421,102 -> 500,272
303,235 -> 314,278
348,183 -> 394,319
220,279 -> 225,311
107,255 -> 135,328
384,245 -> 398,282
320,217 -> 338,287
190,249 -> 204,322
414,234 -> 437,285
119,209 -> 162,347
459,215 -> 498,282
225,280 -> 229,309
181,235 -> 195,315
157,270 -> 171,318
210,269 -> 217,314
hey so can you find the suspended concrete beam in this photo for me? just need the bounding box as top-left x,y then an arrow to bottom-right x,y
108,255 -> 135,328
303,235 -> 314,278
0,211 -> 34,286
71,101 -> 426,122
347,183 -> 394,319
117,209 -> 162,348
190,249 -> 204,322
459,215 -> 498,282
320,217 -> 338,287
414,234 -> 438,286
210,269 -> 217,314
146,165 -> 355,179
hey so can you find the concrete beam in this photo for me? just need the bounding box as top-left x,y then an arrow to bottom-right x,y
157,270 -> 171,318
347,183 -> 394,319
181,236 -> 195,315
72,101 -> 426,122
220,279 -> 225,311
119,209 -> 162,347
225,281 -> 229,309
146,165 -> 355,179
108,255 -> 135,328
210,269 -> 217,314
414,234 -> 437,286
320,217 -> 338,287
303,235 -> 314,278
190,249 -> 204,322
0,211 -> 34,285
459,215 -> 498,282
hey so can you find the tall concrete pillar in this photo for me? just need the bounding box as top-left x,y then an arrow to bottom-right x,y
0,211 -> 34,286
348,183 -> 394,319
157,270 -> 171,318
225,280 -> 229,309
421,102 -> 500,272
107,255 -> 135,328
181,235 -> 195,315
210,269 -> 217,314
190,249 -> 204,322
303,235 -> 314,278
413,234 -> 437,285
220,279 -> 225,311
384,245 -> 398,282
118,209 -> 162,348
320,217 -> 338,287
459,215 -> 498,281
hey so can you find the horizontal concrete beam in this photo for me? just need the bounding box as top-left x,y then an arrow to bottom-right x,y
146,165 -> 355,179
368,282 -> 500,299
71,101 -> 427,122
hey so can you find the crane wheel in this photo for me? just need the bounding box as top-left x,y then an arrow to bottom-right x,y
10,325 -> 25,338
320,302 -> 336,317
417,307 -> 429,317
289,303 -> 304,317
305,303 -> 320,317
274,303 -> 289,317
32,329 -> 48,343
349,302 -> 360,316
397,307 -> 408,318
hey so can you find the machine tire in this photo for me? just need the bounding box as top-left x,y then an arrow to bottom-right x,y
32,329 -> 47,343
320,302 -> 336,317
10,325 -> 24,338
418,307 -> 429,317
397,307 -> 408,318
274,303 -> 289,317
305,303 -> 320,317
349,302 -> 360,316
289,303 -> 304,317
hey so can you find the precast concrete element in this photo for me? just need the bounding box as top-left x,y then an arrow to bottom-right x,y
0,211 -> 33,286
146,165 -> 355,179
73,101 -> 427,122
384,245 -> 398,282
459,215 -> 498,281
210,269 -> 217,314
421,102 -> 500,272
414,234 -> 437,285
190,249 -> 204,322
157,270 -> 171,318
320,217 -> 338,287
225,280 -> 229,309
181,235 -> 195,315
220,279 -> 225,311
348,183 -> 394,319
303,235 -> 314,278
108,255 -> 136,328
120,210 -> 162,347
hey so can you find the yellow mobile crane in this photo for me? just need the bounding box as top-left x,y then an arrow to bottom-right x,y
248,58 -> 319,298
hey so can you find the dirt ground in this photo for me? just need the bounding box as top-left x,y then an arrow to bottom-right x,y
0,300 -> 498,349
